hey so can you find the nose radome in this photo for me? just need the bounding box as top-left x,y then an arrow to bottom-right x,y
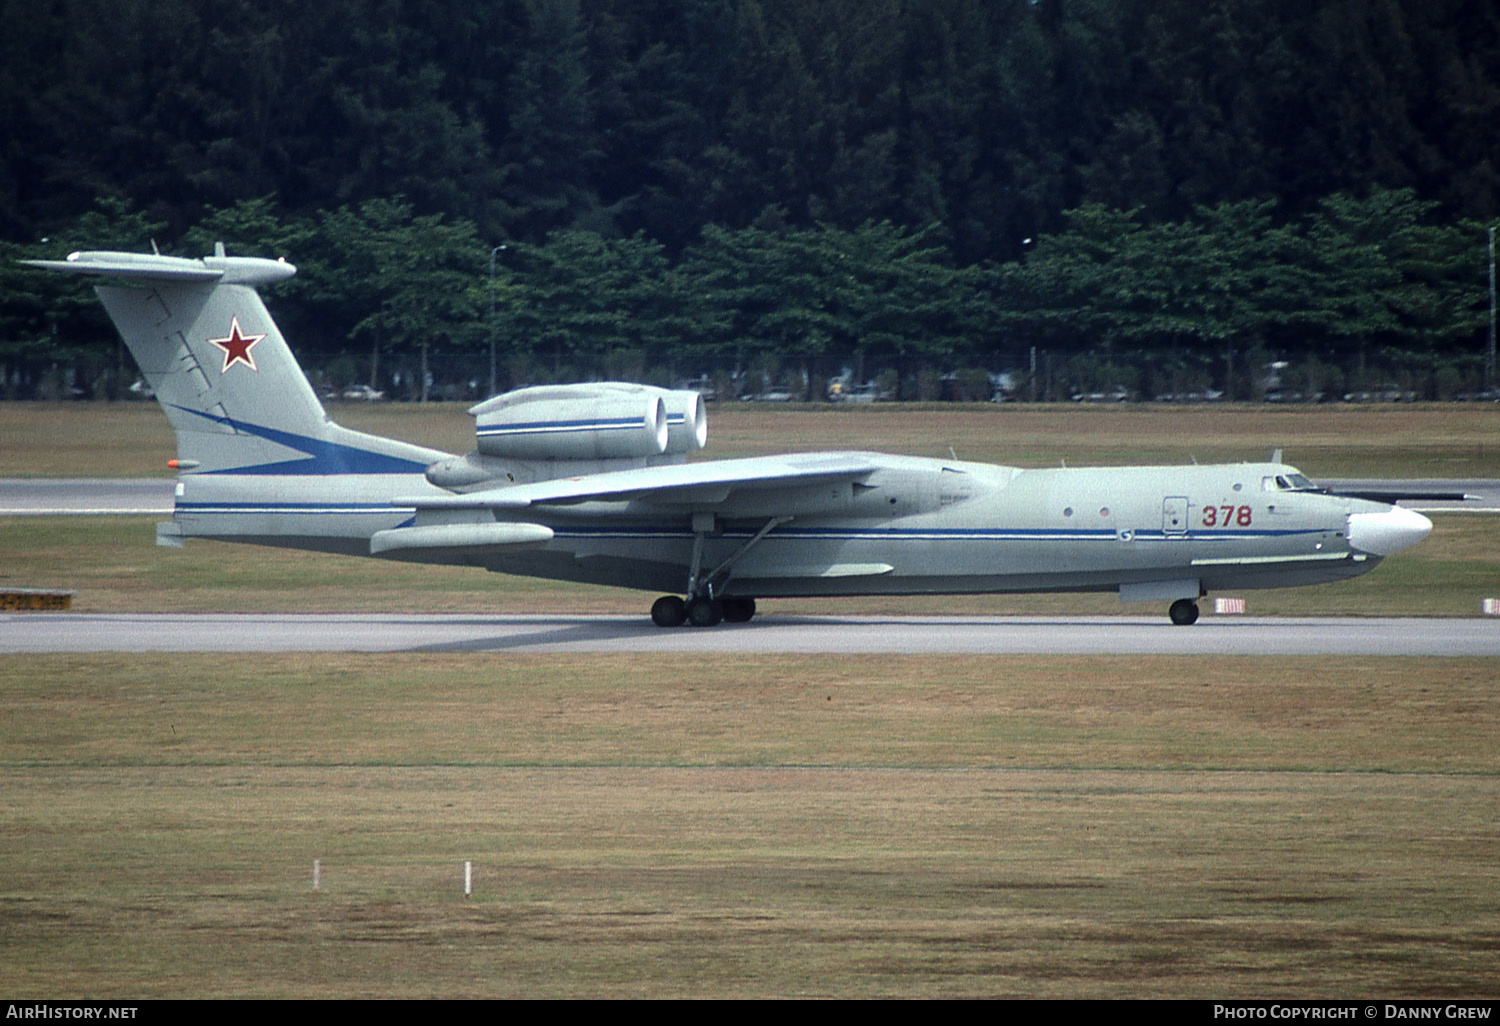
1345,506 -> 1433,556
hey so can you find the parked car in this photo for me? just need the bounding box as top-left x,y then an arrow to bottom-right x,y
1070,386 -> 1131,403
338,384 -> 386,402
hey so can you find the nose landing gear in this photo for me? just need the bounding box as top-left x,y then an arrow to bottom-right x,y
1168,598 -> 1200,625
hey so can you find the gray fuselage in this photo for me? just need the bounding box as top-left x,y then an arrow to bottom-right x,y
171,454 -> 1387,600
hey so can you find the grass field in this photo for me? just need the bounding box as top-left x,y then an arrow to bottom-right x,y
1,400 -> 1498,997
2,654 -> 1497,998
2,398 -> 1499,478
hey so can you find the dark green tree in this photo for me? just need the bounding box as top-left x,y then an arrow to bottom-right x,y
496,0 -> 603,240
302,198 -> 484,396
499,230 -> 687,378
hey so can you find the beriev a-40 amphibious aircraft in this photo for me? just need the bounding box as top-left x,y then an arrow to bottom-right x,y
29,246 -> 1435,626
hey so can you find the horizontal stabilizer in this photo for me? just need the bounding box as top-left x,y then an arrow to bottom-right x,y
398,453 -> 878,511
24,248 -> 296,286
370,522 -> 554,555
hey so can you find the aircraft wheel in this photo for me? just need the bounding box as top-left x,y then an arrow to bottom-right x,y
720,597 -> 756,623
686,596 -> 723,627
1168,598 -> 1200,626
651,595 -> 687,628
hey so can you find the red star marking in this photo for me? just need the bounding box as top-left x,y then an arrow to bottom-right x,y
208,317 -> 265,373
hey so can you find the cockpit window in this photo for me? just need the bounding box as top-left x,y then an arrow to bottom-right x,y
1264,472 -> 1318,492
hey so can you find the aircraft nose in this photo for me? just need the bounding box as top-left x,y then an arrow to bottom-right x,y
1345,506 -> 1433,556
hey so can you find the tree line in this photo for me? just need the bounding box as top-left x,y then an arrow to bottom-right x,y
3,188 -> 1494,401
3,0 -> 1499,399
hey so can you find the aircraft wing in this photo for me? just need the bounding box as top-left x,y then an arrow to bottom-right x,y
398,452 -> 879,511
1328,488 -> 1474,503
1315,480 -> 1475,503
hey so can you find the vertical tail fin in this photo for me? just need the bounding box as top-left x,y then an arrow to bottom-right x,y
26,247 -> 448,475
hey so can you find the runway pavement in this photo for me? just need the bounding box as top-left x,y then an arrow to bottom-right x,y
0,477 -> 174,515
3,611 -> 1496,655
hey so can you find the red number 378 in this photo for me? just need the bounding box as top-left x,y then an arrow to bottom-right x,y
1202,504 -> 1252,527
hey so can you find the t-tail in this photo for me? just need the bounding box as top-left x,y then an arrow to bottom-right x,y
26,246 -> 452,554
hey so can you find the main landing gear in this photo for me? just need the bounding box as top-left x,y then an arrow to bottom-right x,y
651,595 -> 687,627
652,513 -> 781,627
651,594 -> 757,628
1168,598 -> 1200,626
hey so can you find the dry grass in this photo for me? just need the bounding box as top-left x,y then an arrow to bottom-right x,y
1,654 -> 1496,998
705,401 -> 1500,478
2,402 -> 1498,997
3,399 -> 1499,477
5,654 -> 1495,772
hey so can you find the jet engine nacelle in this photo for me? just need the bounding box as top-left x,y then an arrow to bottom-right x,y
469,382 -> 707,461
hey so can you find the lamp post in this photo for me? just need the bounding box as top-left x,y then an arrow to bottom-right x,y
1488,227 -> 1495,393
488,244 -> 507,398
